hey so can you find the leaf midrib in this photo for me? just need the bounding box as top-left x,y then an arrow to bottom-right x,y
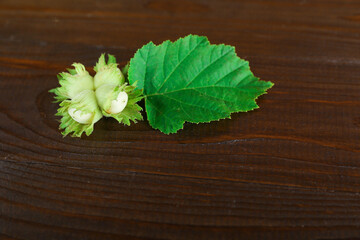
154,38 -> 207,93
146,84 -> 251,98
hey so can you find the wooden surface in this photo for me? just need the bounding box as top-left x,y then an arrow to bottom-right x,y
0,0 -> 360,239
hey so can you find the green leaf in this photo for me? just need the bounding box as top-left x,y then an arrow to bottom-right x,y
128,34 -> 274,134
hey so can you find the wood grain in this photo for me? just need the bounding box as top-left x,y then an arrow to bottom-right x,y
0,0 -> 359,239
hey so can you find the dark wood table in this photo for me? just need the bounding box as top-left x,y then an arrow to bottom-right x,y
1,0 -> 359,239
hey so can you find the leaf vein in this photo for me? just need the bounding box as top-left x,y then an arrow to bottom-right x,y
161,94 -> 225,114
